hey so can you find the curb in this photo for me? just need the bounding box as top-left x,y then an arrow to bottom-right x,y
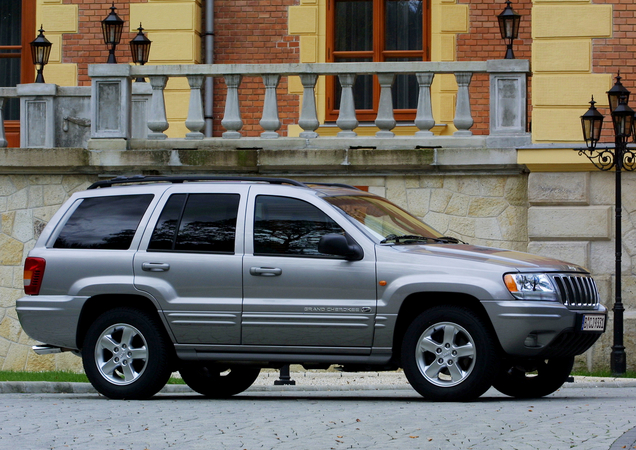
1,376 -> 636,394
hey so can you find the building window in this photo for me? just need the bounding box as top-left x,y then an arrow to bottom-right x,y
326,0 -> 430,122
0,0 -> 35,146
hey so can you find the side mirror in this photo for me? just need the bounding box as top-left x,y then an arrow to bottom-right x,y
318,234 -> 363,261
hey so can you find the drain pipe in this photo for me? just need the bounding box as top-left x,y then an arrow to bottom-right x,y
204,0 -> 214,136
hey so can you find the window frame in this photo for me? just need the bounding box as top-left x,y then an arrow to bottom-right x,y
325,0 -> 431,122
0,0 -> 36,146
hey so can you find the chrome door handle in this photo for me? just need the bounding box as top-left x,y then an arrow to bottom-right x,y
250,267 -> 282,276
142,262 -> 170,272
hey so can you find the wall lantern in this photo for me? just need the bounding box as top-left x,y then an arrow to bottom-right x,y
130,23 -> 151,82
102,2 -> 124,64
580,96 -> 604,151
497,0 -> 521,59
30,26 -> 52,83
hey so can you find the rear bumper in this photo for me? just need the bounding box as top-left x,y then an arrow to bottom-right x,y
483,300 -> 607,358
16,295 -> 87,350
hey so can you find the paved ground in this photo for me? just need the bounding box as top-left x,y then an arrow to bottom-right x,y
1,372 -> 636,450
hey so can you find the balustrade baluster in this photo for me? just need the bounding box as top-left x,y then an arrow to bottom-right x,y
375,73 -> 396,138
298,74 -> 319,139
415,73 -> 435,136
147,76 -> 169,140
185,75 -> 205,139
453,72 -> 474,136
221,74 -> 243,139
260,74 -> 281,138
336,73 -> 358,137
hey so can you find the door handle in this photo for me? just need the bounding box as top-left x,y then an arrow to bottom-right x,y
142,262 -> 170,272
250,267 -> 282,277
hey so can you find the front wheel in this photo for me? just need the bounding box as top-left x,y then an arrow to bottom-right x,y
401,306 -> 499,402
82,307 -> 173,400
179,365 -> 261,398
492,357 -> 574,398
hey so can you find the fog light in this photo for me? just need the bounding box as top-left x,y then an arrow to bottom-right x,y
524,333 -> 539,347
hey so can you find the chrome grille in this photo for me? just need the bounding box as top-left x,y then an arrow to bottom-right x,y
551,274 -> 600,309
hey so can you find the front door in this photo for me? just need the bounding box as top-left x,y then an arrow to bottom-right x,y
242,194 -> 377,350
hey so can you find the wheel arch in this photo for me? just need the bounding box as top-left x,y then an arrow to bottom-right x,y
391,292 -> 502,362
76,294 -> 172,350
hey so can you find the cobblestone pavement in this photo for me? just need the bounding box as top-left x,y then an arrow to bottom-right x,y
1,373 -> 636,450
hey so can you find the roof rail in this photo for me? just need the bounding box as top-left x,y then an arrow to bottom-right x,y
88,175 -> 307,189
303,182 -> 361,190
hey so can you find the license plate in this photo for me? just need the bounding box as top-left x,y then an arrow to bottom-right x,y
581,314 -> 606,332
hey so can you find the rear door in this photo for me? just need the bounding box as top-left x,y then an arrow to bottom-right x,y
242,189 -> 377,351
134,184 -> 249,345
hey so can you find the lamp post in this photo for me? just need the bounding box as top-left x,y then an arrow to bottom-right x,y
30,26 -> 52,83
130,23 -> 152,82
497,0 -> 521,59
579,73 -> 636,375
102,2 -> 124,64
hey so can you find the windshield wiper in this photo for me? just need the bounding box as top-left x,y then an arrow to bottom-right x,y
381,234 -> 466,244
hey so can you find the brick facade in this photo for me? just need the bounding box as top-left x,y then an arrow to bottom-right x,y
212,0 -> 300,137
62,0 -> 147,86
456,0 -> 532,135
592,0 -> 636,143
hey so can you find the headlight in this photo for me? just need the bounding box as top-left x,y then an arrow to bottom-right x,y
503,273 -> 559,301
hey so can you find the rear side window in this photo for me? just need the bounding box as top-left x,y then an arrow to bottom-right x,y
54,194 -> 153,250
148,193 -> 240,253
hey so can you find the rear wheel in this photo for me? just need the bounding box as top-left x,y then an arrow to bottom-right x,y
82,307 -> 173,399
493,357 -> 574,398
401,306 -> 499,401
179,364 -> 261,398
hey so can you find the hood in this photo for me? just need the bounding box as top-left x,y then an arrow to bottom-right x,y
386,244 -> 588,273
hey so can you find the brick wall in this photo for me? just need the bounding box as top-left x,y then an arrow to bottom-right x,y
456,0 -> 532,135
592,0 -> 636,143
62,0 -> 147,86
213,0 -> 300,137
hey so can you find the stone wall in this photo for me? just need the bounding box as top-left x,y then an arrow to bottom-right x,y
0,175 -> 96,372
528,171 -> 636,371
0,171 -> 528,372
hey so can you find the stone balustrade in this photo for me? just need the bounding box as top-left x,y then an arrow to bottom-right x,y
0,60 -> 529,150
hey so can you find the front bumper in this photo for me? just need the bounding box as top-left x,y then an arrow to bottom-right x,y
482,300 -> 607,358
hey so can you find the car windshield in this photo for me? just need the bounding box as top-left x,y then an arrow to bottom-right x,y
324,194 -> 443,243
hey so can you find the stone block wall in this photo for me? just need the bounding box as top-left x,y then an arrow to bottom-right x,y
0,175 -> 95,372
0,171 -> 527,372
528,171 -> 636,371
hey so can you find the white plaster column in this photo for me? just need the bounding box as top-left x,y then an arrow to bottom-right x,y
375,73 -> 396,138
185,75 -> 205,140
336,73 -> 358,137
298,74 -> 319,139
415,72 -> 435,137
221,74 -> 243,139
453,72 -> 473,136
147,76 -> 169,140
260,74 -> 281,138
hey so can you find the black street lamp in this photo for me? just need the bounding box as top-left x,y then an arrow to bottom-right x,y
30,26 -> 52,83
578,73 -> 636,375
498,0 -> 521,60
102,2 -> 124,64
130,23 -> 151,82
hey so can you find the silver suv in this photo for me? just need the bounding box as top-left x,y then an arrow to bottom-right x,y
17,176 -> 606,401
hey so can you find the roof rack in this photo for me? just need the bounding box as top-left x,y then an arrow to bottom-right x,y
88,175 -> 306,189
303,182 -> 361,190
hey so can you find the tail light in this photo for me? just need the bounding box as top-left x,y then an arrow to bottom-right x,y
24,257 -> 46,295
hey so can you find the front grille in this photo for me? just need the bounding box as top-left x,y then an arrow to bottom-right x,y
551,274 -> 600,309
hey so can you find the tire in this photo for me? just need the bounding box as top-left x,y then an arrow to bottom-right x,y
82,307 -> 173,400
179,364 -> 261,398
401,306 -> 499,402
492,357 -> 575,398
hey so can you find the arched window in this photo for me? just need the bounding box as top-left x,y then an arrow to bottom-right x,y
0,0 -> 36,146
326,0 -> 430,122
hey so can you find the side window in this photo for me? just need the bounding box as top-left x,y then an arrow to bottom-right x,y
53,194 -> 154,250
254,195 -> 345,257
148,193 -> 240,253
